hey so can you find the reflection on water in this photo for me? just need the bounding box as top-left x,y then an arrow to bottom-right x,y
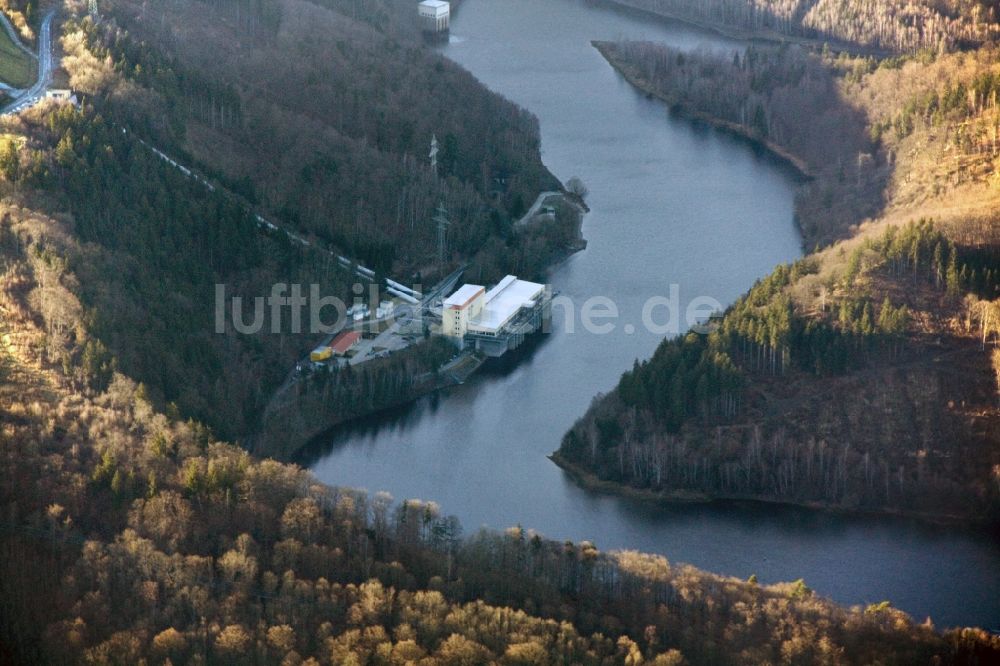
306,0 -> 1000,628
296,336 -> 554,468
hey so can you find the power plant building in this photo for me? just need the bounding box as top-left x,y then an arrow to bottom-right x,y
442,276 -> 550,356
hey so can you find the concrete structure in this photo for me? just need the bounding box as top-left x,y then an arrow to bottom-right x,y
376,300 -> 395,319
469,276 -> 544,335
330,331 -> 362,356
418,0 -> 450,33
351,304 -> 370,322
443,284 -> 485,339
442,276 -> 550,357
45,89 -> 78,105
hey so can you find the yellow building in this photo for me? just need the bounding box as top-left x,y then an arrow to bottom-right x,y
442,284 -> 485,339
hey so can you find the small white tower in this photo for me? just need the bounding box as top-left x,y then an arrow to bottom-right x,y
418,0 -> 450,33
429,134 -> 439,177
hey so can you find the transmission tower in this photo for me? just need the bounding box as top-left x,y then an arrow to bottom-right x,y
89,0 -> 99,20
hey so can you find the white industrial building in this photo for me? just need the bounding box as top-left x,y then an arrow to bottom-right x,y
442,276 -> 549,356
418,0 -> 450,33
469,276 -> 545,336
376,300 -> 395,320
45,89 -> 79,106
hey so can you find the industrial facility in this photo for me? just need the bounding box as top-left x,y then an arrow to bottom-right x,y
330,331 -> 362,356
443,275 -> 550,357
310,330 -> 362,364
418,0 -> 450,33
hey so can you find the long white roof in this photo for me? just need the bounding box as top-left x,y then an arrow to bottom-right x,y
419,0 -> 450,8
469,276 -> 544,332
444,284 -> 484,309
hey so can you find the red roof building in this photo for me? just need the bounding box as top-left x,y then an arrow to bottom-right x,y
330,331 -> 362,356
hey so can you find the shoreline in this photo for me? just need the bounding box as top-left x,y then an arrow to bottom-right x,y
252,356 -> 479,461
549,451 -> 992,528
254,193 -> 589,461
586,0 -> 893,58
573,42 -> 996,530
593,40 -> 816,181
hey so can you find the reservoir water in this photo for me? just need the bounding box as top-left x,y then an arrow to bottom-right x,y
305,0 -> 1000,628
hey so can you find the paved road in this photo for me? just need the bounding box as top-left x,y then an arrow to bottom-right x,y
1,11 -> 54,115
515,190 -> 561,227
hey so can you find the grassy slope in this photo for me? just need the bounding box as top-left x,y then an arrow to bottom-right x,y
0,11 -> 33,89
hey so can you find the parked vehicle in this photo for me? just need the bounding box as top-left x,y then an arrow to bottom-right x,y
310,346 -> 333,362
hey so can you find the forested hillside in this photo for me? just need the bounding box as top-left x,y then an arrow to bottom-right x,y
558,39 -> 1000,520
0,0 -> 582,443
593,40 -> 882,246
598,0 -> 1000,53
64,0 -> 562,278
0,102 -> 340,440
2,207 -> 998,663
1,1 -> 999,663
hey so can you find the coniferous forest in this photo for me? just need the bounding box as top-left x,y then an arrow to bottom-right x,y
560,30 -> 1000,520
6,0 -> 584,444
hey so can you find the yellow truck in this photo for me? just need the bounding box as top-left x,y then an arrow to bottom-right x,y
309,346 -> 333,362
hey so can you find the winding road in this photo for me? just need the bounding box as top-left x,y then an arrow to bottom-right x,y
1,11 -> 54,115
515,190 -> 561,227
